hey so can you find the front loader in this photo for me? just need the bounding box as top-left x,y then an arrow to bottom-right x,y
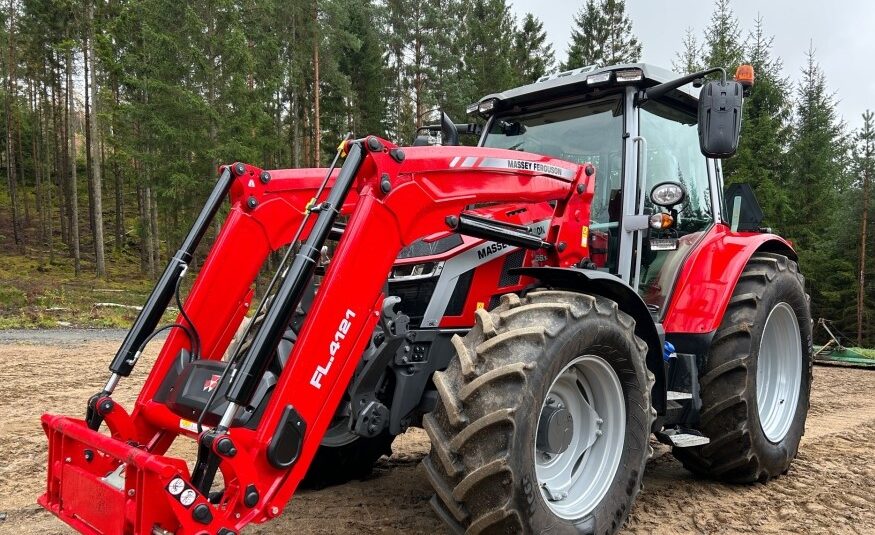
39,63 -> 812,535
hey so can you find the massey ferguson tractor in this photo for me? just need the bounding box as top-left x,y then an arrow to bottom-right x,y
39,63 -> 812,535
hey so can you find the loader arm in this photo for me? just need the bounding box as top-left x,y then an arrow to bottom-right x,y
40,136 -> 593,534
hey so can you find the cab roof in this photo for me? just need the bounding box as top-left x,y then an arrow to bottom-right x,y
475,63 -> 699,115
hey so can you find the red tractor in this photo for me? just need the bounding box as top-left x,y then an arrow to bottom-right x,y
39,63 -> 812,535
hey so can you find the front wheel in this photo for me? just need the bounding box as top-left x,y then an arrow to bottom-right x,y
423,291 -> 654,534
673,252 -> 813,482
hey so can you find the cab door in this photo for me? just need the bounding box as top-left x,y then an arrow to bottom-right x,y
626,94 -> 718,316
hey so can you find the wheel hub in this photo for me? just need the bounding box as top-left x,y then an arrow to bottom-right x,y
536,403 -> 573,455
534,355 -> 625,520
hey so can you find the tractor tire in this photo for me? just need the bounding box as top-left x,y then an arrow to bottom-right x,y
300,428 -> 394,489
231,315 -> 394,489
673,252 -> 812,482
423,290 -> 655,535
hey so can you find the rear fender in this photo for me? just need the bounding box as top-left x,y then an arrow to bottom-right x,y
663,224 -> 797,334
512,266 -> 666,415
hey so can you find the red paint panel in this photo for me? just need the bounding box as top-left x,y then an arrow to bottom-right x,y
663,224 -> 795,334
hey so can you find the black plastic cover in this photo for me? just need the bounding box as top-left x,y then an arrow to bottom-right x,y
698,80 -> 743,158
267,405 -> 306,469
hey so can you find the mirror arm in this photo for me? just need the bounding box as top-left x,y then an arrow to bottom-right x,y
638,67 -> 726,105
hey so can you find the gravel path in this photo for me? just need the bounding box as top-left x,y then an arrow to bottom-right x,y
1,336 -> 873,534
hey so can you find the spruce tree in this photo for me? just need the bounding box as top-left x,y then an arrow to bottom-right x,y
853,111 -> 874,345
601,0 -> 640,65
512,13 -> 554,84
563,0 -> 604,70
723,16 -> 792,225
673,27 -> 703,75
703,0 -> 744,71
786,46 -> 850,325
563,0 -> 640,70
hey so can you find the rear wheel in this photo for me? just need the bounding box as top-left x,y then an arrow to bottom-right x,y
673,253 -> 812,482
423,290 -> 654,534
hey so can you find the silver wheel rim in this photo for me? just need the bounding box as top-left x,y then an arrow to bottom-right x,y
756,302 -> 802,443
534,355 -> 625,519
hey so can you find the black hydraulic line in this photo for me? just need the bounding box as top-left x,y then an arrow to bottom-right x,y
452,212 -> 553,251
192,135 -> 353,435
225,142 -> 366,407
109,167 -> 234,378
175,276 -> 201,358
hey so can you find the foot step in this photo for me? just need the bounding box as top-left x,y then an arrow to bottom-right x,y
666,390 -> 693,401
657,427 -> 710,447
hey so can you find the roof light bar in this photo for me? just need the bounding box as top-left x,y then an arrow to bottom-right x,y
478,98 -> 497,114
615,68 -> 643,83
586,71 -> 612,85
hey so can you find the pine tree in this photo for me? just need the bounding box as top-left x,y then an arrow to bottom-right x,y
673,27 -> 703,75
512,13 -> 554,83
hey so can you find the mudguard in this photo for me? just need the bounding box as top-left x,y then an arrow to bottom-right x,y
512,266 -> 666,414
662,224 -> 796,335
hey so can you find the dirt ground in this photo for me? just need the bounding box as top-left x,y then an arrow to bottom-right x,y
1,336 -> 874,534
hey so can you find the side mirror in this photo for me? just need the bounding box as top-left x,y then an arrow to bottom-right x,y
441,111 -> 460,146
698,80 -> 743,158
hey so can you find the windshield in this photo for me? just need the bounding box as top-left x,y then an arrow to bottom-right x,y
482,95 -> 625,273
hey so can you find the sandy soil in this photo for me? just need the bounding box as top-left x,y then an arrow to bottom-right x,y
1,337 -> 874,535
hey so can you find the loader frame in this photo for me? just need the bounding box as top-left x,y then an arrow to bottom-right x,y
41,137 -> 595,534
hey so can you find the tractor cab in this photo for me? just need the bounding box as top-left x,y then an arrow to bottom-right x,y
472,63 -> 745,317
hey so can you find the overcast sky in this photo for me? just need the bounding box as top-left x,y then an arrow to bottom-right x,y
508,0 -> 874,129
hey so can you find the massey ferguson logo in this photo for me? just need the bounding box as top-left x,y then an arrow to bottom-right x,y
310,309 -> 356,389
477,242 -> 508,260
203,374 -> 221,392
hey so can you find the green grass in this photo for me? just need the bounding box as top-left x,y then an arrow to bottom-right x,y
847,347 -> 875,359
0,250 -> 176,329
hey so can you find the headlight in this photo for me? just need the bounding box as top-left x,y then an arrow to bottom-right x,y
650,181 -> 687,207
390,261 -> 444,281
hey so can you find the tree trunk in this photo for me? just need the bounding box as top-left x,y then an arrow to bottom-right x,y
53,58 -> 67,247
859,161 -> 870,347
83,24 -> 96,249
149,188 -> 161,273
4,0 -> 22,247
86,0 -> 106,277
112,74 -> 123,252
313,3 -> 320,165
66,49 -> 81,276
31,81 -> 45,248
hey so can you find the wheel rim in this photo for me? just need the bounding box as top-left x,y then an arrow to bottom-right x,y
756,302 -> 802,443
534,355 -> 625,520
321,403 -> 358,447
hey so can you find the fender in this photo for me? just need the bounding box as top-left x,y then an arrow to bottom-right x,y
663,224 -> 796,335
512,266 -> 666,415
